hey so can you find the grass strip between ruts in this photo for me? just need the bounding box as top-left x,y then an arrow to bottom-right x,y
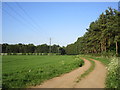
76,58 -> 95,83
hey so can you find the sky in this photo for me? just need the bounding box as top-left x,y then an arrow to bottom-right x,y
2,2 -> 118,46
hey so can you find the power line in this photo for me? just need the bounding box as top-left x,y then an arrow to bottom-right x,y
4,2 -> 38,32
15,2 -> 42,30
3,8 -> 38,33
3,8 -> 26,26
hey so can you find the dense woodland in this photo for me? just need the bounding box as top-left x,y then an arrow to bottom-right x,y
1,43 -> 66,55
1,8 -> 120,56
66,8 -> 120,56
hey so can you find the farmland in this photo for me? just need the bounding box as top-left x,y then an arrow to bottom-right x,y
2,55 -> 84,88
2,54 -> 119,88
2,2 -> 120,89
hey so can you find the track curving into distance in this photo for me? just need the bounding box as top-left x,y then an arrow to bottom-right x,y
32,58 -> 107,88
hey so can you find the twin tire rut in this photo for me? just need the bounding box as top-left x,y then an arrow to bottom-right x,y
75,59 -> 107,88
32,58 -> 107,88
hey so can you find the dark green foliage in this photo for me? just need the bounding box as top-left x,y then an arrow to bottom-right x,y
65,43 -> 78,55
59,47 -> 66,55
65,8 -> 120,56
2,43 -> 66,54
35,44 -> 49,53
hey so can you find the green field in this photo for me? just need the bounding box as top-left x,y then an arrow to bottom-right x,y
2,55 -> 84,88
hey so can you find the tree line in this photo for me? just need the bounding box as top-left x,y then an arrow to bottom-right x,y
1,43 -> 66,55
1,8 -> 120,56
65,8 -> 120,56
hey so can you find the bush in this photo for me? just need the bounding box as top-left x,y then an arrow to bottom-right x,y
101,51 -> 116,57
106,57 -> 120,88
7,53 -> 11,55
28,53 -> 32,55
42,53 -> 48,55
13,53 -> 17,55
22,53 -> 26,55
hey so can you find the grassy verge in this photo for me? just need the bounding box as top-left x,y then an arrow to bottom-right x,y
79,55 -> 119,88
79,55 -> 110,66
2,55 -> 84,88
88,57 -> 110,66
76,58 -> 95,82
88,56 -> 119,88
105,57 -> 120,88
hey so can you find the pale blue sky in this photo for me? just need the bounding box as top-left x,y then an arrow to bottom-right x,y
2,2 -> 118,46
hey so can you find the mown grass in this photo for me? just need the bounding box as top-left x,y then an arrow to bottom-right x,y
76,58 -> 95,82
2,55 -> 84,88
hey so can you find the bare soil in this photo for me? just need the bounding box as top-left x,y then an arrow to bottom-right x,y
32,58 -> 107,88
75,59 -> 107,88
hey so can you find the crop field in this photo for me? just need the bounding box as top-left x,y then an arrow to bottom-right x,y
2,55 -> 84,88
